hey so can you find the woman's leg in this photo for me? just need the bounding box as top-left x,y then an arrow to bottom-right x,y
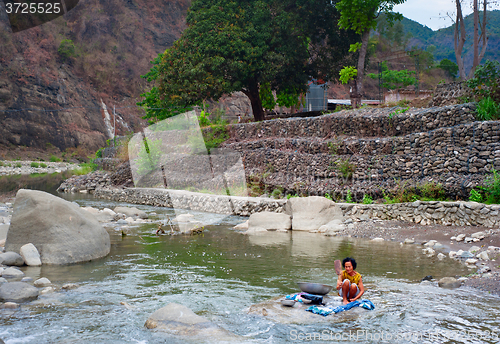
341,280 -> 350,304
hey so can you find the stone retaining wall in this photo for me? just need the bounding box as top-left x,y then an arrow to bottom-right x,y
92,187 -> 286,216
91,187 -> 500,227
227,103 -> 476,141
339,200 -> 500,228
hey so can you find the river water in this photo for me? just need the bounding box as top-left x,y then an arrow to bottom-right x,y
1,192 -> 500,343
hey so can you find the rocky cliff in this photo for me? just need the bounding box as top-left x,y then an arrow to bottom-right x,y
0,0 -> 190,159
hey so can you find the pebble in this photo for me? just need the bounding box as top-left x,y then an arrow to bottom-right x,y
466,258 -> 478,264
455,234 -> 466,242
437,253 -> 446,260
403,238 -> 414,244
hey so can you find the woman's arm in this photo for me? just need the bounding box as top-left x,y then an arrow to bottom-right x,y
336,273 -> 343,290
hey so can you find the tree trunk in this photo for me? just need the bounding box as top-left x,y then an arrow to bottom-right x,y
454,0 -> 467,80
354,29 -> 370,108
243,83 -> 265,122
472,0 -> 479,70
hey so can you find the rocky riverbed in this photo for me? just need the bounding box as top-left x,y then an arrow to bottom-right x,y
0,160 -> 80,177
334,218 -> 500,296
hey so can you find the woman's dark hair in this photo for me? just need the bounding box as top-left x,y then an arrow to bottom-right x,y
342,257 -> 357,270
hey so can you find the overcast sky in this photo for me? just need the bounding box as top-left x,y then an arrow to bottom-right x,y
394,0 -> 500,31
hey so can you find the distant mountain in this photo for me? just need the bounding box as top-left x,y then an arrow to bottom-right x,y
401,10 -> 500,71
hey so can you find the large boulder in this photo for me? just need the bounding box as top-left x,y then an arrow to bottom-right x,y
285,196 -> 344,231
438,277 -> 462,289
248,212 -> 291,232
145,303 -> 238,340
5,189 -> 110,265
0,281 -> 38,302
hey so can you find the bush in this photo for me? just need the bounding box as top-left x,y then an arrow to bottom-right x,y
483,169 -> 500,204
362,194 -> 373,204
469,188 -> 483,203
50,155 -> 61,162
419,182 -> 446,201
270,188 -> 284,199
335,159 -> 356,179
58,39 -> 76,61
30,162 -> 39,168
467,60 -> 500,102
15,162 -> 22,168
40,163 -> 47,168
476,96 -> 500,121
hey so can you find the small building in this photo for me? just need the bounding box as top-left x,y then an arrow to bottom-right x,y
384,89 -> 433,103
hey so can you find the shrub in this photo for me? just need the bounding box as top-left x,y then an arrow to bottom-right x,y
346,189 -> 353,203
335,158 -> 356,179
50,155 -> 61,162
362,194 -> 373,204
270,187 -> 284,199
40,163 -> 47,168
483,169 -> 500,204
198,110 -> 211,127
15,162 -> 22,168
30,162 -> 39,168
476,96 -> 500,121
469,188 -> 483,203
419,182 -> 446,201
324,192 -> 333,201
58,39 -> 76,61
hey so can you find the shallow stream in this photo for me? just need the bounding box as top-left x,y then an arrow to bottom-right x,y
0,194 -> 499,343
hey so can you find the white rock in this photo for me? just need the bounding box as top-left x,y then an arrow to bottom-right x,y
173,214 -> 195,222
34,277 -> 51,287
476,252 -> 490,261
455,234 -> 466,242
82,206 -> 99,215
403,238 -> 415,244
422,248 -> 435,256
233,220 -> 249,230
449,251 -> 457,258
101,208 -> 116,216
437,253 -> 446,260
20,243 -> 42,266
450,236 -> 457,240
465,258 -> 478,264
487,246 -> 500,253
469,246 -> 481,253
2,267 -> 25,279
471,231 -> 485,239
40,287 -> 55,295
424,240 -> 437,247
370,238 -> 384,242
433,243 -> 444,249
125,217 -> 136,224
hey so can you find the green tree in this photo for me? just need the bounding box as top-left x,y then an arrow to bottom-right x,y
337,0 -> 406,107
139,0 -> 357,122
438,59 -> 459,79
367,61 -> 416,90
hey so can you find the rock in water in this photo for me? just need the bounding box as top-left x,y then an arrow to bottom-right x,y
0,251 -> 25,266
438,277 -> 461,289
284,196 -> 343,231
0,281 -> 38,302
248,212 -> 291,232
20,243 -> 42,266
5,189 -> 110,265
145,303 -> 238,340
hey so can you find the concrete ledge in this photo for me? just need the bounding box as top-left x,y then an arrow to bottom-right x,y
91,187 -> 500,227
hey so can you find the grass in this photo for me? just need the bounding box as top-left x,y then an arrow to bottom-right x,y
72,162 -> 98,175
30,162 -> 39,168
50,155 -> 61,162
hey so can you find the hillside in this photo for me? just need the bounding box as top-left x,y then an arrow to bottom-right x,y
402,10 -> 500,71
0,0 -> 190,160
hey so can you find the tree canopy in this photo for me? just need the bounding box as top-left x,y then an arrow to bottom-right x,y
138,0 -> 358,122
336,0 -> 406,107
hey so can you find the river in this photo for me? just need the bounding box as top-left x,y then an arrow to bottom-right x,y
0,178 -> 499,343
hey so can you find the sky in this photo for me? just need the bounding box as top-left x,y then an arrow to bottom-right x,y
394,0 -> 500,31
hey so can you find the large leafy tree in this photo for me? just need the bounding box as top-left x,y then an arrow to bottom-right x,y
336,0 -> 406,107
139,0 -> 357,122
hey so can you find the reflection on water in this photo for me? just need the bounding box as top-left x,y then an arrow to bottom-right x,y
0,195 -> 498,343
